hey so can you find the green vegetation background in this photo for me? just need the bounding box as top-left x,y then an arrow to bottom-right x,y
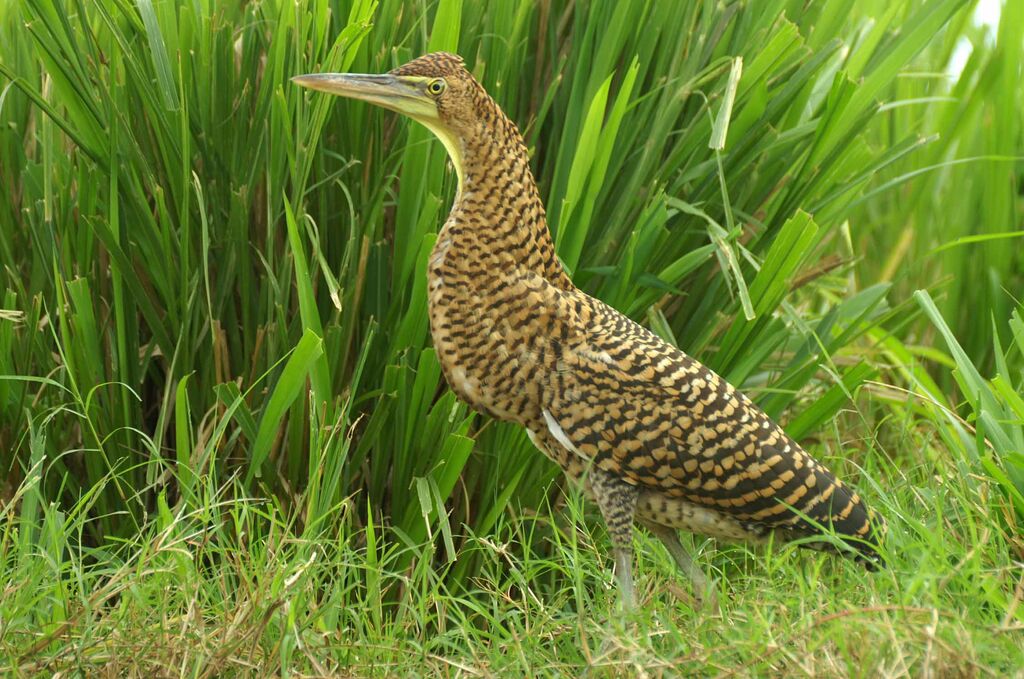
1,0 -> 1022,674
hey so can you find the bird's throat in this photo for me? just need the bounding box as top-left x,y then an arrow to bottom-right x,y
417,118 -> 465,189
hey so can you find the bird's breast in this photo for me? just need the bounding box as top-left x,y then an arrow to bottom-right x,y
426,252 -> 553,425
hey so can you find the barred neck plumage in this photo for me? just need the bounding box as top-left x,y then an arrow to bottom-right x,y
438,91 -> 572,290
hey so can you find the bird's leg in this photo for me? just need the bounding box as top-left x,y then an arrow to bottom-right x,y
643,522 -> 719,613
588,467 -> 639,610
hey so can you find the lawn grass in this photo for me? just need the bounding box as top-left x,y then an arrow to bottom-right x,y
3,408 -> 1022,675
1,0 -> 1022,675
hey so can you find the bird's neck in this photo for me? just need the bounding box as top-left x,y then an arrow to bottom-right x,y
437,109 -> 572,289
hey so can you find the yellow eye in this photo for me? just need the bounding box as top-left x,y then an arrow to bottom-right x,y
427,78 -> 446,95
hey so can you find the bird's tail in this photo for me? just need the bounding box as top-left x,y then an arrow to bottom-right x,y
783,467 -> 886,568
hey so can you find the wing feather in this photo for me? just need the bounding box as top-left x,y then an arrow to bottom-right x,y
506,270 -> 882,556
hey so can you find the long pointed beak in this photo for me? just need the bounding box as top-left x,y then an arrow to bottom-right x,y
294,70 -> 465,188
291,73 -> 437,120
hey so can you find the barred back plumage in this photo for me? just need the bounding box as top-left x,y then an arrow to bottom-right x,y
296,51 -> 885,608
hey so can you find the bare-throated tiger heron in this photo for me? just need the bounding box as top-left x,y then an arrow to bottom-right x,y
293,52 -> 884,610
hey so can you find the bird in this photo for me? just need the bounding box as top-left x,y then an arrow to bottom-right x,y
293,51 -> 885,610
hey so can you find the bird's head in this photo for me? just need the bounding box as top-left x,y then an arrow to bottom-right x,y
293,52 -> 483,187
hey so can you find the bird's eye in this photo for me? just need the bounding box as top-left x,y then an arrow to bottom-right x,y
427,78 -> 446,95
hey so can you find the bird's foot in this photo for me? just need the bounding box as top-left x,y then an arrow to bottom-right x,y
646,522 -> 720,614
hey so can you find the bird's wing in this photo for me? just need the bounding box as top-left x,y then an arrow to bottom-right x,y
506,269 -> 879,545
